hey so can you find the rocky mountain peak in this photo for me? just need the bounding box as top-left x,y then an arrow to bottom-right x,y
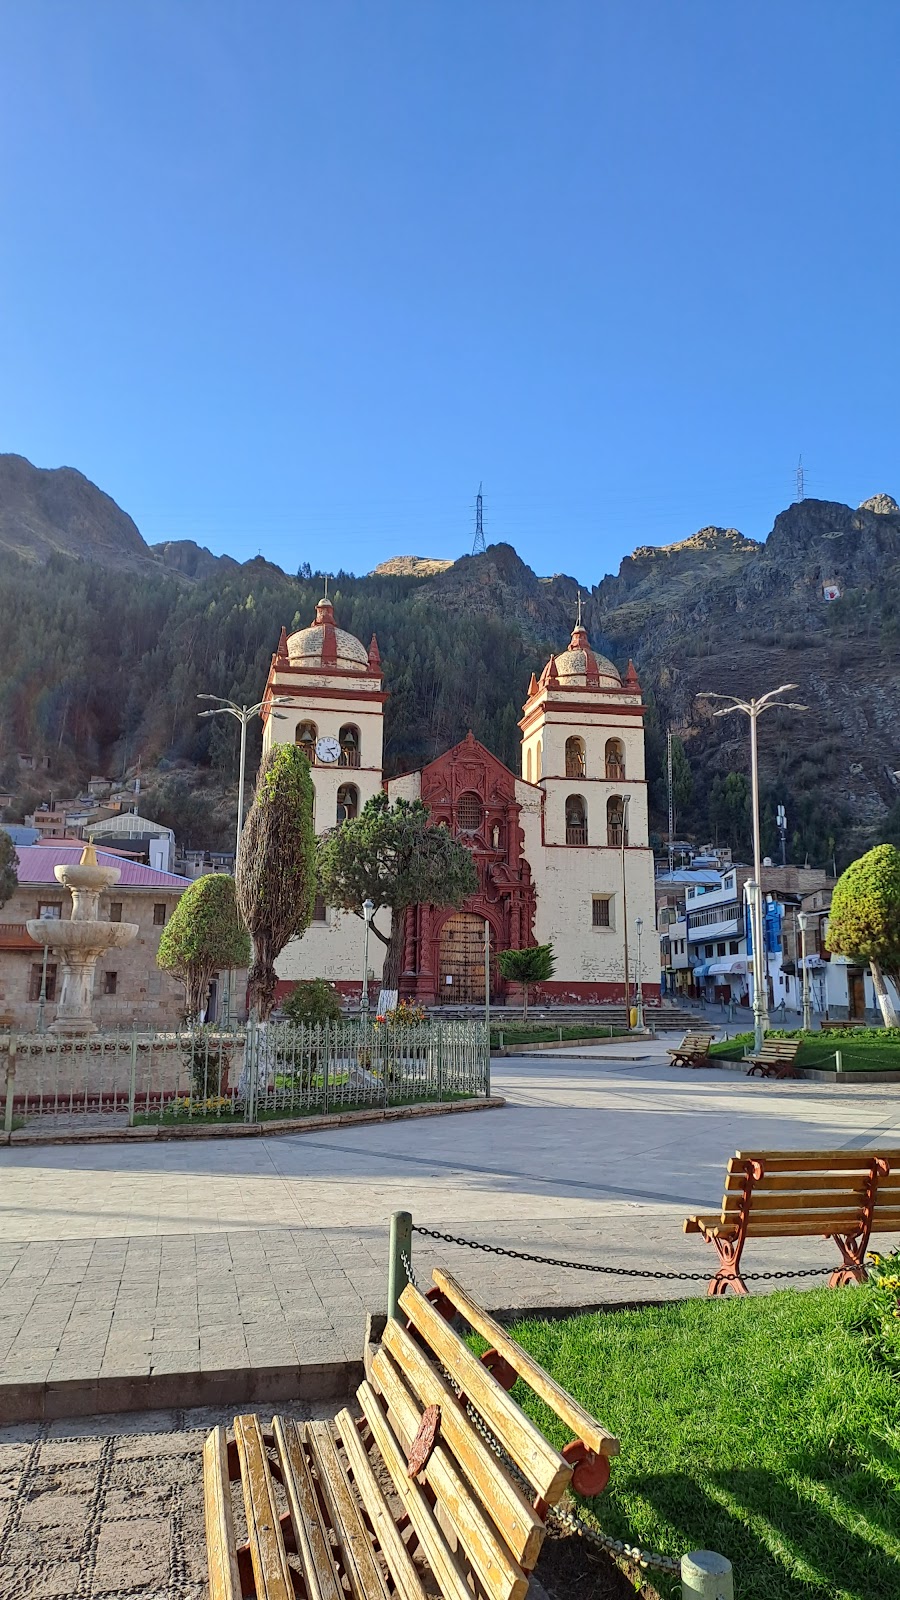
858,492 -> 899,515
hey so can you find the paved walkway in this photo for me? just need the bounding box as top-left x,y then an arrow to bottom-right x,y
1,1052 -> 898,1398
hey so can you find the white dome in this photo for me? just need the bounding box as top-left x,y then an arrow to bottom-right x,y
286,598 -> 370,673
554,644 -> 620,685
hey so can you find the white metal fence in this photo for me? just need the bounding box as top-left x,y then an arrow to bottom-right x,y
0,1020 -> 490,1131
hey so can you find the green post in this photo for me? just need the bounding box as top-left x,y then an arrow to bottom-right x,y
835,1049 -> 843,1075
387,1210 -> 413,1321
681,1550 -> 733,1599
3,1036 -> 16,1136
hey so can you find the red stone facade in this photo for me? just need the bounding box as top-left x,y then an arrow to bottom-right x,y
400,733 -> 537,1003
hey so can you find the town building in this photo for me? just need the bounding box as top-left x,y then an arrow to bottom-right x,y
0,844 -> 200,1030
85,811 -> 175,872
781,886 -> 900,1021
260,595 -> 659,1005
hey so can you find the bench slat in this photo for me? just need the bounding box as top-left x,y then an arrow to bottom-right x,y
732,1150 -> 900,1170
203,1426 -> 242,1600
334,1407 -> 429,1600
724,1172 -> 870,1193
381,1318 -> 544,1568
234,1415 -> 294,1600
372,1344 -> 529,1600
305,1419 -> 393,1600
432,1268 -> 620,1460
721,1189 -> 867,1213
399,1282 -> 571,1502
271,1417 -> 343,1600
357,1378 -> 475,1600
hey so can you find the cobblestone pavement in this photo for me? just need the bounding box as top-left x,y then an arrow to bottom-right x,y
0,1403 -> 333,1600
1,1055 -> 898,1393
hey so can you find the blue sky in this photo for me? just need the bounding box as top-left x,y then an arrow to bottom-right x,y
1,2 -> 898,582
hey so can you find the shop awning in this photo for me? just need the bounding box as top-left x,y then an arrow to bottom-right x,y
692,962 -> 713,979
707,958 -> 748,976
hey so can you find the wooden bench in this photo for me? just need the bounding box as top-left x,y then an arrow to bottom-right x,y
666,1032 -> 714,1068
204,1266 -> 619,1600
745,1039 -> 802,1078
819,1019 -> 864,1032
684,1147 -> 900,1295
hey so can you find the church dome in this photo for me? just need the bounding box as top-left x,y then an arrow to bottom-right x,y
286,598 -> 371,672
544,622 -> 621,688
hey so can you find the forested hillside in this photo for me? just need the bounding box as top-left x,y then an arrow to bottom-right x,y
1,453 -> 899,868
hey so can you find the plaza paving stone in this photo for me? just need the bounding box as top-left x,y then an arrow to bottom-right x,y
0,1053 -> 898,1398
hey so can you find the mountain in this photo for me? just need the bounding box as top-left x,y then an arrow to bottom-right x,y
0,451 -> 897,864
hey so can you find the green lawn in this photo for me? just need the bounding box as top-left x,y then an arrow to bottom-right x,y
132,1087 -> 472,1126
710,1028 -> 900,1072
490,1022 -> 629,1047
497,1288 -> 900,1600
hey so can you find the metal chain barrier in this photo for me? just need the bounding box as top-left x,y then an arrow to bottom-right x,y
413,1223 -> 830,1281
399,1236 -> 682,1576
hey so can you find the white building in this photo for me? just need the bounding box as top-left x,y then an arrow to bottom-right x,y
259,595 -> 659,1005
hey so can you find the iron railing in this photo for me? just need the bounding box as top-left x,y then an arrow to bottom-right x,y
0,1019 -> 490,1131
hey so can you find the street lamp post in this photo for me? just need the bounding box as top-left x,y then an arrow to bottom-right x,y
744,879 -> 765,1054
698,685 -> 807,1043
797,910 -> 813,1032
361,899 -> 374,1016
620,794 -> 631,1017
635,916 -> 645,1030
197,695 -> 292,865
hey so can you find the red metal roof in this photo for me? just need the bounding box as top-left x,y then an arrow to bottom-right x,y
10,846 -> 191,888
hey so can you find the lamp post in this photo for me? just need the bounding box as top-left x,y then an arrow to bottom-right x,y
698,685 -> 807,1043
797,910 -> 813,1032
197,694 -> 292,866
745,879 -> 765,1054
361,898 -> 374,1016
620,794 -> 631,1018
635,916 -> 644,1030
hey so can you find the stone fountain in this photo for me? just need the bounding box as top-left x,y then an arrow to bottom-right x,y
27,843 -> 139,1035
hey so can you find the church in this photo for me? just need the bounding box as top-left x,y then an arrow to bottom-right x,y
260,594 -> 658,1005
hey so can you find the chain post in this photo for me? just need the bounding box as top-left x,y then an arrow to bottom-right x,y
681,1550 -> 733,1599
388,1210 -> 413,1321
3,1036 -> 16,1136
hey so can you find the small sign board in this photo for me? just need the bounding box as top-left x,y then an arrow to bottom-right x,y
823,582 -> 842,602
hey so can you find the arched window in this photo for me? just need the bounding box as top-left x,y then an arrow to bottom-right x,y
605,738 -> 625,781
565,794 -> 588,846
536,739 -> 542,781
607,795 -> 628,847
525,747 -> 533,783
338,724 -> 360,768
336,784 -> 359,823
295,721 -> 317,762
565,736 -> 586,778
457,792 -> 482,834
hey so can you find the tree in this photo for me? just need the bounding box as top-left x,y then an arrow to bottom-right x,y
670,736 -> 693,834
156,873 -> 250,1022
496,944 -> 555,1022
236,744 -> 317,1019
317,792 -> 479,990
827,844 -> 900,1027
0,830 -> 18,909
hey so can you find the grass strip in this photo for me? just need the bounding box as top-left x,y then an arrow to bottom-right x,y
495,1287 -> 900,1600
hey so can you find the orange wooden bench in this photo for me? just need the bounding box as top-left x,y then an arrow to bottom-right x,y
745,1039 -> 802,1078
684,1147 -> 900,1294
204,1266 -> 619,1599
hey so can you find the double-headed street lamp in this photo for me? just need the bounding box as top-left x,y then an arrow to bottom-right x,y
635,916 -> 645,1030
698,685 -> 807,1044
361,898 -> 375,1016
197,695 -> 293,864
797,910 -> 813,1032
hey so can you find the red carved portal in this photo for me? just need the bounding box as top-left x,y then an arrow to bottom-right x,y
400,734 -> 537,1005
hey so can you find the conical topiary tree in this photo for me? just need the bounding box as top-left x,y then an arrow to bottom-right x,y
827,844 -> 900,1027
496,943 -> 555,1022
156,873 -> 250,1023
236,744 -> 317,1019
